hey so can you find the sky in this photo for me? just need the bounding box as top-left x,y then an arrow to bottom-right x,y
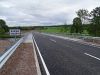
0,0 -> 99,27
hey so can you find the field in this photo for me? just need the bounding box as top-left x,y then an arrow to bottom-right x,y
40,26 -> 89,35
40,27 -> 70,34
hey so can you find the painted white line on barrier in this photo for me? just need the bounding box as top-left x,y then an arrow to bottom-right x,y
33,35 -> 50,75
84,53 -> 100,61
50,39 -> 56,43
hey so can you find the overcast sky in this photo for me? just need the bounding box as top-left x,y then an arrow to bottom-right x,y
0,0 -> 99,26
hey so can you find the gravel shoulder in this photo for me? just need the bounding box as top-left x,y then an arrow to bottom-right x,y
0,43 -> 38,75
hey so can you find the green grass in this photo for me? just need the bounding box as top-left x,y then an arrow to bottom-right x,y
40,27 -> 70,34
40,27 -> 60,33
0,34 -> 21,38
40,27 -> 89,38
41,26 -> 88,33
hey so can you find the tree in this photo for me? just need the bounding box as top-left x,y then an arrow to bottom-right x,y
0,28 -> 5,34
76,9 -> 89,24
0,19 -> 9,32
71,17 -> 82,33
88,7 -> 100,36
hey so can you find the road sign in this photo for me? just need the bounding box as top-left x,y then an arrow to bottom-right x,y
9,29 -> 21,36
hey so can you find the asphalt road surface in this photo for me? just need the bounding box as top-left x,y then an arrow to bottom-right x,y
33,32 -> 100,75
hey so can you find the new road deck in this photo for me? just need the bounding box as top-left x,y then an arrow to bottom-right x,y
33,32 -> 100,75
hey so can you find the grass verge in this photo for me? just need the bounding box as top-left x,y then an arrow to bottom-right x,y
0,34 -> 21,38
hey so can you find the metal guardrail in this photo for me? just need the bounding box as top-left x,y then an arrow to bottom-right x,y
0,37 -> 25,69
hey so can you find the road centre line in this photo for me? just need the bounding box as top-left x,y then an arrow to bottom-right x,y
84,53 -> 100,61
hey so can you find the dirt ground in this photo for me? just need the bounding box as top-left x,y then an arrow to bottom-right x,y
83,39 -> 100,45
0,43 -> 37,75
0,39 -> 13,54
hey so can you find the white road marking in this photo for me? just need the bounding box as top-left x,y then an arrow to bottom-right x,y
32,35 -> 50,75
32,35 -> 42,75
50,39 -> 56,43
84,53 -> 100,61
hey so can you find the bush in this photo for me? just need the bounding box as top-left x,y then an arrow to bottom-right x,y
0,28 -> 5,34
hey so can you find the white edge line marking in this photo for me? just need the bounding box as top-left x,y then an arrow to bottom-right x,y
33,35 -> 50,75
50,39 -> 56,43
84,53 -> 100,61
32,35 -> 42,75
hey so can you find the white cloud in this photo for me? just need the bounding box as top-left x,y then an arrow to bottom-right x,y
0,0 -> 99,26
0,16 -> 7,21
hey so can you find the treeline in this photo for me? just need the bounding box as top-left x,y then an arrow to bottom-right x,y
9,26 -> 45,30
71,7 -> 100,36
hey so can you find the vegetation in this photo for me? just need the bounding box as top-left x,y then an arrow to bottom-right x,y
0,34 -> 21,38
71,17 -> 82,33
0,19 -> 10,38
88,7 -> 100,36
40,25 -> 71,33
76,9 -> 89,24
60,24 -> 69,32
0,28 -> 5,34
0,19 -> 9,34
71,9 -> 89,34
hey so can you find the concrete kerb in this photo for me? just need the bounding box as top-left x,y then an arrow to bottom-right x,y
23,34 -> 42,75
32,37 -> 42,75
